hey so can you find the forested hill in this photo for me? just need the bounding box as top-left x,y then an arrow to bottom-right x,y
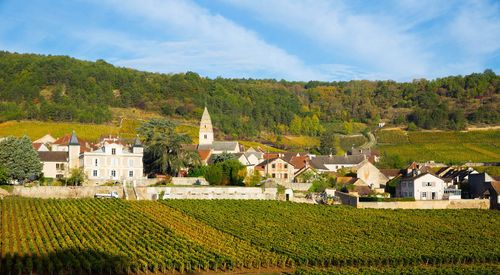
0,51 -> 498,137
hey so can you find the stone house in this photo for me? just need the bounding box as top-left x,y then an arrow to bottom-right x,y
255,157 -> 294,183
308,154 -> 366,173
354,160 -> 389,189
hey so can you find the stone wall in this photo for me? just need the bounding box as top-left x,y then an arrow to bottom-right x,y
335,191 -> 359,207
280,182 -> 312,191
12,186 -> 124,199
171,177 -> 209,186
358,199 -> 490,209
135,186 -> 277,200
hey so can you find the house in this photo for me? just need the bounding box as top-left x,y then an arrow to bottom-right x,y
255,157 -> 294,183
397,169 -> 447,200
380,169 -> 402,180
282,152 -> 310,173
467,173 -> 495,199
487,181 -> 500,210
348,148 -> 380,162
32,142 -> 49,152
33,134 -> 56,144
436,166 -> 478,186
235,150 -> 264,173
36,131 -> 81,179
197,107 -> 242,154
81,135 -> 144,183
308,154 -> 366,173
293,166 -> 318,183
354,160 -> 388,189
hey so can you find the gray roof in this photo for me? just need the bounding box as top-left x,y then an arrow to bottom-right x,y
198,141 -> 239,151
69,131 -> 79,145
133,135 -> 143,147
309,155 -> 365,170
38,151 -> 68,162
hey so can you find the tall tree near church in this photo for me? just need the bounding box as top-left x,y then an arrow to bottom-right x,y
138,119 -> 200,176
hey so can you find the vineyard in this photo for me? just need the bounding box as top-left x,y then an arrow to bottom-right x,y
165,200 -> 500,268
1,198 -> 499,274
376,129 -> 500,163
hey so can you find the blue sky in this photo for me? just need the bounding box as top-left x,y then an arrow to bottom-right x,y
0,0 -> 499,81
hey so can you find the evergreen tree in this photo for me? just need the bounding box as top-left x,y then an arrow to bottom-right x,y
0,136 -> 42,181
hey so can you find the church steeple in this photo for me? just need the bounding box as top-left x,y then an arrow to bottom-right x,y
199,107 -> 214,145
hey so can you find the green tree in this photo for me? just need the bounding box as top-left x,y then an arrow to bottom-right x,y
318,130 -> 337,155
244,169 -> 262,187
205,165 -> 223,185
212,152 -> 235,164
0,136 -> 42,181
138,119 -> 200,176
66,168 -> 85,186
0,165 -> 9,184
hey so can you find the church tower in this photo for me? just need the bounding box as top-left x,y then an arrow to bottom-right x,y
68,130 -> 80,169
199,107 -> 214,145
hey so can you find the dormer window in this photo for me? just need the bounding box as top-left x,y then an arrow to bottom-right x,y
204,134 -> 207,139
112,148 -> 116,155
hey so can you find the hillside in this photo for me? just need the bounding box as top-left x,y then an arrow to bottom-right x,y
0,51 -> 499,139
1,198 -> 499,274
376,129 -> 500,164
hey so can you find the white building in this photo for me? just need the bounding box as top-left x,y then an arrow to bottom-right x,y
197,107 -> 241,154
397,172 -> 446,200
81,136 -> 144,183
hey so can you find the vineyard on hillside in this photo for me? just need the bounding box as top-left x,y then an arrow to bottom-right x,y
1,198 -> 499,273
376,129 -> 500,163
165,200 -> 500,268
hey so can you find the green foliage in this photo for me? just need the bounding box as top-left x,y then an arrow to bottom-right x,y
187,166 -> 207,177
65,168 -> 85,186
318,130 -> 337,155
0,52 -> 497,139
378,152 -> 408,169
0,136 -> 42,181
0,166 -> 9,184
211,152 -> 235,164
204,160 -> 246,186
244,169 -> 262,187
138,119 -> 200,176
308,174 -> 335,192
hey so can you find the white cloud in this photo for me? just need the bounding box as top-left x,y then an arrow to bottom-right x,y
78,0 -> 324,80
448,1 -> 500,55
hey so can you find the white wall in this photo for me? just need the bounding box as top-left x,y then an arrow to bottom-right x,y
136,186 -> 277,200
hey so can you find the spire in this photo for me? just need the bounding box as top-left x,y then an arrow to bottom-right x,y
200,106 -> 213,131
133,134 -> 143,147
69,130 -> 79,146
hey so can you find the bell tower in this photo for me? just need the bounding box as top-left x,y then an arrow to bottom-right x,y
199,107 -> 214,145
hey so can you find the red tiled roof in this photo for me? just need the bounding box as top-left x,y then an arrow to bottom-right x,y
289,155 -> 309,170
32,143 -> 43,150
198,150 -> 212,161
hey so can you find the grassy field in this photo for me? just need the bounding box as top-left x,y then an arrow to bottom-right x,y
376,129 -> 500,164
2,198 -> 499,274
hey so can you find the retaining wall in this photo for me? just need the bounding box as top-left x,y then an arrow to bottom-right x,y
357,199 -> 490,209
280,182 -> 312,191
135,186 -> 277,200
12,186 -> 124,199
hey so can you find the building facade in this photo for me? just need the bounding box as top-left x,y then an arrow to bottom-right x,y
82,136 -> 144,183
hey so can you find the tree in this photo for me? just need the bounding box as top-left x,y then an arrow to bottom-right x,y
318,130 -> 337,155
138,119 -> 200,176
0,136 -> 42,181
205,165 -> 223,185
244,169 -> 262,187
212,152 -> 235,164
66,168 -> 85,186
0,165 -> 9,184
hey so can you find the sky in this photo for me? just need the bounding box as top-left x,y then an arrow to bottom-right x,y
0,0 -> 499,81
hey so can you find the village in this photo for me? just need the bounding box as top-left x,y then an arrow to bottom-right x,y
1,107 -> 497,210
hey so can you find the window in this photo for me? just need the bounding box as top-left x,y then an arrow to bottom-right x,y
93,170 -> 98,177
111,170 -> 116,177
284,173 -> 288,179
129,171 -> 134,178
272,173 -> 276,178
94,158 -> 98,167
284,164 -> 288,169
422,192 -> 427,198
112,158 -> 118,166
128,159 -> 134,167
272,164 -> 276,169
56,163 -> 65,170
409,192 -> 413,197
423,182 -> 432,187
204,134 -> 207,139
111,148 -> 116,155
